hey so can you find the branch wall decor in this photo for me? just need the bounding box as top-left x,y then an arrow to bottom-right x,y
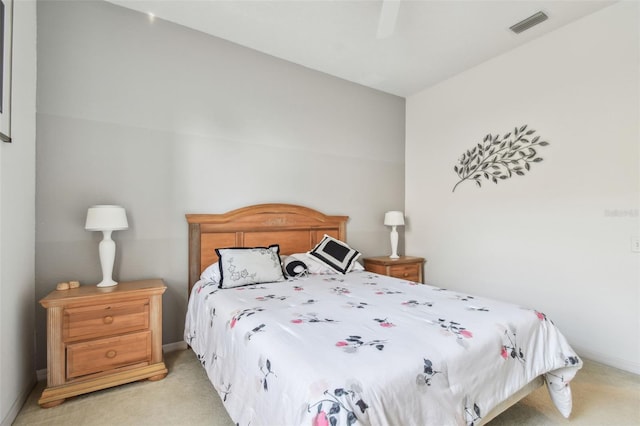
452,125 -> 549,192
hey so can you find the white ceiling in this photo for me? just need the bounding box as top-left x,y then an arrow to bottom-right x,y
107,0 -> 615,97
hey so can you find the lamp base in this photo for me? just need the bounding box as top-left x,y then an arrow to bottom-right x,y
97,279 -> 118,288
389,226 -> 400,260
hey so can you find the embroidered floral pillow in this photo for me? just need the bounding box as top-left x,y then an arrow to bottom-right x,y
215,245 -> 286,289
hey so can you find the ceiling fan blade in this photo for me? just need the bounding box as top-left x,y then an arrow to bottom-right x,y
377,0 -> 401,39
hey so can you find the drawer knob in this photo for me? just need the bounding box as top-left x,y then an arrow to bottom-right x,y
403,272 -> 409,277
103,316 -> 114,324
106,350 -> 117,359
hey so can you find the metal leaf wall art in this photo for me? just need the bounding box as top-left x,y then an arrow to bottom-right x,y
452,125 -> 549,192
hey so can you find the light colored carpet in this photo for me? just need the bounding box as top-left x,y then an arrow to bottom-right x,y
13,349 -> 640,425
13,350 -> 229,426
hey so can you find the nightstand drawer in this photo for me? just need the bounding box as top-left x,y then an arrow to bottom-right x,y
64,299 -> 149,342
66,330 -> 152,379
363,256 -> 425,284
388,264 -> 420,282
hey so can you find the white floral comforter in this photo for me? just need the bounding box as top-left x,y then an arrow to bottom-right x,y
184,271 -> 582,426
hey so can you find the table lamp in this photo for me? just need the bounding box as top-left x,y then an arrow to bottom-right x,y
384,211 -> 405,259
85,205 -> 129,287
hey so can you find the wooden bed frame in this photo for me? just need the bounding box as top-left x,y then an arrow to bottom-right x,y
186,203 -> 348,295
185,202 -> 543,424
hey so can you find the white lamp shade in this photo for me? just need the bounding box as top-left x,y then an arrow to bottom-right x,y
85,205 -> 129,231
384,211 -> 405,226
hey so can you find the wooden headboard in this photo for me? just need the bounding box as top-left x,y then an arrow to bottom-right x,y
186,203 -> 349,295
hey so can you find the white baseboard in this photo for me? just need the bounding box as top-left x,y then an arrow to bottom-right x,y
35,341 -> 189,382
574,345 -> 640,375
163,340 -> 188,352
0,375 -> 37,426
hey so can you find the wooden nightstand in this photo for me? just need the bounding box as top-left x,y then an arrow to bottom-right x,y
363,256 -> 425,283
38,279 -> 168,408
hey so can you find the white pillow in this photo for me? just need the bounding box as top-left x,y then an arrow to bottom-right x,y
352,260 -> 365,272
200,262 -> 221,284
288,253 -> 333,274
215,244 -> 286,289
288,253 -> 363,275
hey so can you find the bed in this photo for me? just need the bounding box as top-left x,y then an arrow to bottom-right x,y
184,203 -> 582,426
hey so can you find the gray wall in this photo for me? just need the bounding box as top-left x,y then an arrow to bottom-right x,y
35,1 -> 405,369
1,1 -> 37,424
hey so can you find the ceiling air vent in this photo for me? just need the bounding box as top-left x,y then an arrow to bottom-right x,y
510,11 -> 548,34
